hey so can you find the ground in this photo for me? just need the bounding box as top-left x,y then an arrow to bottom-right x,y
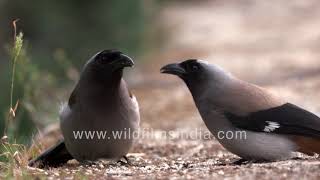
7,0 -> 320,179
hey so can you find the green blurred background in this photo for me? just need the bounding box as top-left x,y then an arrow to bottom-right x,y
4,0 -> 319,147
0,0 -> 161,144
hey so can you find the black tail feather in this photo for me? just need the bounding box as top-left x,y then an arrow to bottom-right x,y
28,140 -> 73,168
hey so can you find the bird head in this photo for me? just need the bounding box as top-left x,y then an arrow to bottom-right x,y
86,49 -> 134,71
82,49 -> 134,78
161,59 -> 228,80
79,49 -> 134,85
161,59 -> 233,95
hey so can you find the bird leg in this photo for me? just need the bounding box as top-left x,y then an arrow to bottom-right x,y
117,156 -> 131,165
82,160 -> 97,166
232,158 -> 272,165
232,158 -> 249,165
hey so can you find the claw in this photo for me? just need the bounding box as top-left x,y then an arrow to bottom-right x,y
117,156 -> 131,165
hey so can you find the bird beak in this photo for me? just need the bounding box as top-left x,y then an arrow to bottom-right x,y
160,63 -> 186,76
119,54 -> 135,68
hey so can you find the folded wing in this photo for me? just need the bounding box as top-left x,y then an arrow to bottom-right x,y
225,103 -> 320,138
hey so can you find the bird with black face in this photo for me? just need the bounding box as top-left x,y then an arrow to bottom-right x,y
161,59 -> 320,163
29,50 -> 140,168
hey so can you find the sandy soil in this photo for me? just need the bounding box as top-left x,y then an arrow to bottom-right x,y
25,0 -> 320,179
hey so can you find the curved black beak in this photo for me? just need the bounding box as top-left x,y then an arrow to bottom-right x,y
119,53 -> 134,68
160,63 -> 186,76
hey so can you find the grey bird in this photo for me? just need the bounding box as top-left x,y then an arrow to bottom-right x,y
29,50 -> 140,168
161,59 -> 320,163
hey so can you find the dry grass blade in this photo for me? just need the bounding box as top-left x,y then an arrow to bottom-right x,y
6,20 -> 23,135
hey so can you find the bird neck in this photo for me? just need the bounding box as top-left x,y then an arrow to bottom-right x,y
77,69 -> 124,100
186,76 -> 237,116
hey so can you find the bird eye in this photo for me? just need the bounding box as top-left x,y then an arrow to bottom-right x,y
192,64 -> 199,71
96,55 -> 110,65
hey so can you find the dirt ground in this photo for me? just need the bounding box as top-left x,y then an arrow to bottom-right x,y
26,1 -> 320,179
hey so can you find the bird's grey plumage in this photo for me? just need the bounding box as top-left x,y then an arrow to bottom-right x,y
161,59 -> 320,161
29,50 -> 139,167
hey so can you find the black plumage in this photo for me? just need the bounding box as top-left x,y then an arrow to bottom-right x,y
29,50 -> 139,168
28,140 -> 73,168
225,103 -> 320,138
161,59 -> 320,161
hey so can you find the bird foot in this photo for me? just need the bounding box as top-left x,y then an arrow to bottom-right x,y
232,158 -> 249,165
117,156 -> 131,165
82,160 -> 97,166
232,158 -> 270,165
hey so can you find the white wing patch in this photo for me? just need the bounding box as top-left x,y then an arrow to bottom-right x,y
263,121 -> 280,132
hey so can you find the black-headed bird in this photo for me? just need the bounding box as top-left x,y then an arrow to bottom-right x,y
29,50 -> 140,168
161,59 -> 320,163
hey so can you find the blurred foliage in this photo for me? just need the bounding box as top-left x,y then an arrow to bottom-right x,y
0,0 -> 161,144
1,30 -> 53,144
0,141 -> 27,176
0,0 -> 156,71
